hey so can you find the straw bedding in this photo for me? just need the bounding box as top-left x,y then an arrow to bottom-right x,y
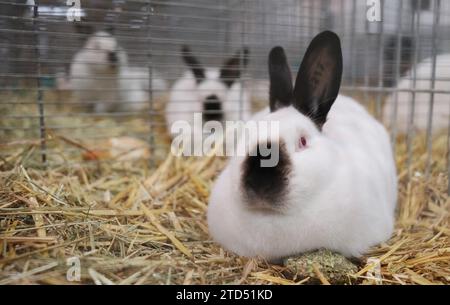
0,93 -> 449,285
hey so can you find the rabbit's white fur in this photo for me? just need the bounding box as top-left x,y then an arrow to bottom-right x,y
118,67 -> 168,111
208,33 -> 397,260
70,31 -> 168,112
383,54 -> 450,133
70,31 -> 128,112
208,97 -> 397,259
166,69 -> 251,150
166,69 -> 251,125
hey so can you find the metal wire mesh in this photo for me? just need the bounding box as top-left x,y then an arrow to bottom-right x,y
0,0 -> 449,192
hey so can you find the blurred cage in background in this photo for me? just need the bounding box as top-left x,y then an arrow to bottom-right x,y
0,1 -> 449,190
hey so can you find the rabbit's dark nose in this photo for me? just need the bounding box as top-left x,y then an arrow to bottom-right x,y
241,140 -> 291,209
203,94 -> 223,122
108,51 -> 118,64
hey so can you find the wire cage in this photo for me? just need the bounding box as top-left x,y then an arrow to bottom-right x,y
0,0 -> 449,192
1,0 -> 450,285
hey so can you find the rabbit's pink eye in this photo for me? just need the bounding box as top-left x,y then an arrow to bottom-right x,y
299,136 -> 307,148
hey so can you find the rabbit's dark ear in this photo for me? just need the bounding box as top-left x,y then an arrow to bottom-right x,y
293,31 -> 342,129
268,46 -> 293,112
220,48 -> 249,87
181,45 -> 205,83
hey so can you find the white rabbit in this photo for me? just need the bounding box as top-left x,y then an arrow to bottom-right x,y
69,31 -> 128,112
207,31 -> 397,261
166,46 -> 252,153
118,66 -> 168,112
70,31 -> 168,113
383,53 -> 450,133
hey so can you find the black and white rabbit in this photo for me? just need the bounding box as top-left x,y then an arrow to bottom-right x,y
207,31 -> 398,261
165,46 -> 252,147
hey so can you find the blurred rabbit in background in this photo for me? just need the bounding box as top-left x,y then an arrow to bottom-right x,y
69,31 -> 128,112
383,54 -> 450,134
69,31 -> 168,112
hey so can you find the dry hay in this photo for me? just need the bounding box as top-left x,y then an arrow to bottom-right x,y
0,91 -> 449,285
0,131 -> 448,285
